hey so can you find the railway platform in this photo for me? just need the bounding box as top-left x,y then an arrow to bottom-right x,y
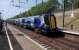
59,27 -> 79,35
4,24 -> 79,50
7,24 -> 46,50
0,29 -> 10,50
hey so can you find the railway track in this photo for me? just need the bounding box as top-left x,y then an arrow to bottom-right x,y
10,24 -> 79,50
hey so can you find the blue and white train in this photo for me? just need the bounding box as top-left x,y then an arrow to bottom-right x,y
8,14 -> 64,36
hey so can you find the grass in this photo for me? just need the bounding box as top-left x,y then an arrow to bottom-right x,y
56,10 -> 79,31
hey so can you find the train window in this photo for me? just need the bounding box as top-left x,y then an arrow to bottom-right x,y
22,19 -> 25,23
34,17 -> 41,26
44,14 -> 50,26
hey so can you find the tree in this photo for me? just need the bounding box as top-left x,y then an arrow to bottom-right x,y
11,0 -> 60,18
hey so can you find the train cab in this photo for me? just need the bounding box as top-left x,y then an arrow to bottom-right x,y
41,13 -> 64,37
43,14 -> 57,31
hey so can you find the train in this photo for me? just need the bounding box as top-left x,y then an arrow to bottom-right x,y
7,13 -> 64,37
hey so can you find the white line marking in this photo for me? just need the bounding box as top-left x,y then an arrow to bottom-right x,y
24,35 -> 47,50
63,30 -> 79,35
4,25 -> 13,50
10,25 -> 47,50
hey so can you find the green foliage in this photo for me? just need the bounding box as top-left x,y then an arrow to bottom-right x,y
12,0 -> 60,18
30,2 -> 49,15
9,0 -> 79,19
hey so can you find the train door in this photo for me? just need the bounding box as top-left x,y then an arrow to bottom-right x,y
49,14 -> 57,30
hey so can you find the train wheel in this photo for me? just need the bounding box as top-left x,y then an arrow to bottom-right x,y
38,29 -> 42,33
23,26 -> 26,28
34,29 -> 41,33
34,29 -> 38,33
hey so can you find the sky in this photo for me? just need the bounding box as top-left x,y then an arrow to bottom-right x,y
0,0 -> 47,20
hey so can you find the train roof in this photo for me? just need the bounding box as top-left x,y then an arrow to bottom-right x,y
9,14 -> 45,21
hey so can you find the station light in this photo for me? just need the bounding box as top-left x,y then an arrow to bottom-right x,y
70,11 -> 74,18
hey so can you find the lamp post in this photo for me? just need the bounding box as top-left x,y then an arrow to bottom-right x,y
42,0 -> 44,14
62,0 -> 65,29
36,0 -> 37,7
67,1 -> 74,18
0,10 -> 5,20
18,0 -> 22,18
0,12 -> 2,19
71,3 -> 74,18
